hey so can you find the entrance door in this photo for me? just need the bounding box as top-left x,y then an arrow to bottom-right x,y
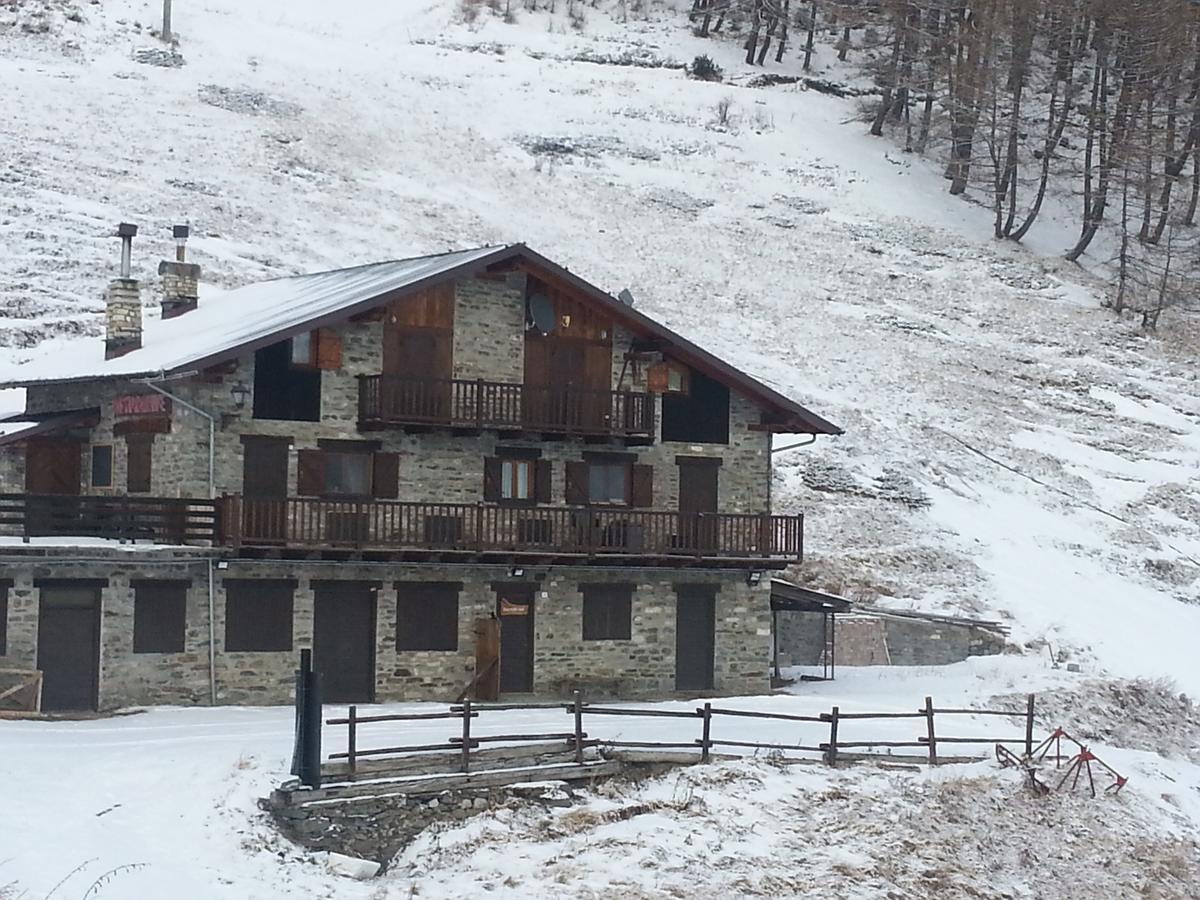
678,459 -> 719,552
496,585 -> 535,694
37,582 -> 102,711
382,328 -> 451,422
312,581 -> 376,704
242,436 -> 290,542
675,585 -> 716,691
25,438 -> 82,536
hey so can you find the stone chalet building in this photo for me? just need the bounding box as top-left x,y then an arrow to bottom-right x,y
0,231 -> 840,711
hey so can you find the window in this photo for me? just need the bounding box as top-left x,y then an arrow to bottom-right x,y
502,459 -> 532,501
395,582 -> 460,651
661,367 -> 731,444
666,363 -> 689,393
125,434 -> 153,493
290,331 -> 315,366
133,580 -> 188,653
588,462 -> 629,504
224,579 -> 295,652
581,584 -> 633,641
253,340 -> 321,422
0,579 -> 10,656
90,445 -> 113,488
324,451 -> 372,496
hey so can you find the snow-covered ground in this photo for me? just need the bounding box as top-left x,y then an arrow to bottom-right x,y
4,0 -> 1200,895
3,661 -> 1199,898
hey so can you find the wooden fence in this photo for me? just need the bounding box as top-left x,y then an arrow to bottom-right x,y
324,693 -> 1038,780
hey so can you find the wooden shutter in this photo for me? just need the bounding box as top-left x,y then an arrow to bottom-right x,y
372,452 -> 400,498
483,457 -> 502,502
126,434 -> 153,493
565,461 -> 588,505
297,449 -> 324,496
534,460 -> 552,503
315,329 -> 342,370
630,464 -> 654,507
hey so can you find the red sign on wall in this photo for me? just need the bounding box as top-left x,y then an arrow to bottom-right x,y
113,393 -> 171,417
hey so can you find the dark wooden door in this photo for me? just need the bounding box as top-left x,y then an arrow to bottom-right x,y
37,583 -> 101,711
382,328 -> 451,421
25,439 -> 82,494
678,459 -> 719,552
472,616 -> 501,702
675,585 -> 716,691
312,581 -> 376,704
496,586 -> 535,694
242,436 -> 290,542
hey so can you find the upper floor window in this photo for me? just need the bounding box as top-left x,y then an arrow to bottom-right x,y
502,459 -> 532,501
125,434 -> 153,493
483,453 -> 551,505
566,457 -> 653,507
588,461 -> 629,504
324,450 -> 372,496
297,443 -> 400,499
90,445 -> 113,488
661,366 -> 730,444
253,340 -> 321,422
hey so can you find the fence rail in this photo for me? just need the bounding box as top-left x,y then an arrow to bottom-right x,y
0,493 -> 220,544
358,375 -> 654,438
221,496 -> 803,561
322,693 -> 1038,782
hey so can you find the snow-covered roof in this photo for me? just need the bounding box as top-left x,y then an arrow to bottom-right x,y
0,242 -> 842,435
0,245 -> 505,386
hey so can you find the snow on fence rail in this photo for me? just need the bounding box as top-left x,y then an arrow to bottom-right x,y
321,693 -> 1038,782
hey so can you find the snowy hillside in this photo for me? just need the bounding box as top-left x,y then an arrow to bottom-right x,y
5,0 -> 1199,692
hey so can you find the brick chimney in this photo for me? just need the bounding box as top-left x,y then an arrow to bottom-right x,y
157,224 -> 200,318
105,222 -> 142,360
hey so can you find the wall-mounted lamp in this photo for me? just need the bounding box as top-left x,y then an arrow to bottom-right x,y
216,560 -> 230,570
230,381 -> 250,410
509,566 -> 525,578
746,571 -> 763,587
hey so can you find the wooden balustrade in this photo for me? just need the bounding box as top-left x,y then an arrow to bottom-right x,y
358,375 -> 654,438
0,494 -> 220,544
220,496 -> 803,561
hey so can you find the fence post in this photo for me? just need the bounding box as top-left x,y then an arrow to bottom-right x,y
826,706 -> 840,766
572,690 -> 584,764
290,649 -> 322,789
476,377 -> 485,429
1025,693 -> 1035,757
700,702 -> 713,763
924,696 -> 937,766
347,704 -> 357,777
461,697 -> 472,773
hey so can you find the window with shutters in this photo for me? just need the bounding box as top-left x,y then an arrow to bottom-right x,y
125,434 -> 153,493
224,579 -> 295,652
0,579 -> 10,655
253,339 -> 321,422
501,459 -> 532,501
588,462 -> 629,504
581,584 -> 633,641
90,445 -> 113,489
484,453 -> 550,506
324,451 -> 372,496
133,580 -> 188,653
395,582 -> 460,651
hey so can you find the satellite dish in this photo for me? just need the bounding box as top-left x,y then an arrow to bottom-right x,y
528,292 -> 556,334
618,288 -> 636,307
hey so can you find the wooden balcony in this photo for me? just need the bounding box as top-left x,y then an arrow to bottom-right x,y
221,497 -> 803,566
0,494 -> 221,545
358,375 -> 654,440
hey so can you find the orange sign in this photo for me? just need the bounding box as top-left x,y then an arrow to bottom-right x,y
647,363 -> 670,393
499,599 -> 529,617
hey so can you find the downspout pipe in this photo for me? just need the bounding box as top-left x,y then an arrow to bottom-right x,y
136,374 -> 219,706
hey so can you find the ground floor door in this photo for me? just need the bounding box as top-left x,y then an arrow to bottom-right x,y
312,581 -> 376,704
496,585 -> 535,694
37,582 -> 102,711
675,585 -> 716,691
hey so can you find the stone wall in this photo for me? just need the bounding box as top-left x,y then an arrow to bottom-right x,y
0,551 -> 772,708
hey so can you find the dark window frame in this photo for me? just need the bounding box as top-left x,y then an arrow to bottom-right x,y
581,584 -> 634,641
90,445 -> 114,489
395,582 -> 460,652
224,579 -> 295,652
501,458 -> 534,502
132,580 -> 189,654
125,434 -> 154,493
323,449 -> 373,498
587,460 -> 631,505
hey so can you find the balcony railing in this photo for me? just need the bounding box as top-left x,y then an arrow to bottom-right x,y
0,494 -> 803,563
0,494 -> 221,545
221,497 -> 803,562
358,375 -> 654,438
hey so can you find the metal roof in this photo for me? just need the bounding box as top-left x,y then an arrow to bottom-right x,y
770,580 -> 852,613
0,243 -> 841,435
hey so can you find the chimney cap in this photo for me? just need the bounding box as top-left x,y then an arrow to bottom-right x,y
117,222 -> 138,238
172,224 -> 190,240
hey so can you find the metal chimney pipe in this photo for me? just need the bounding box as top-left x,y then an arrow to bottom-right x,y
117,222 -> 138,278
173,224 -> 190,262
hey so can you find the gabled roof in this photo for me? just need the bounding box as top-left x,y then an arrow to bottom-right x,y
0,243 -> 841,435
